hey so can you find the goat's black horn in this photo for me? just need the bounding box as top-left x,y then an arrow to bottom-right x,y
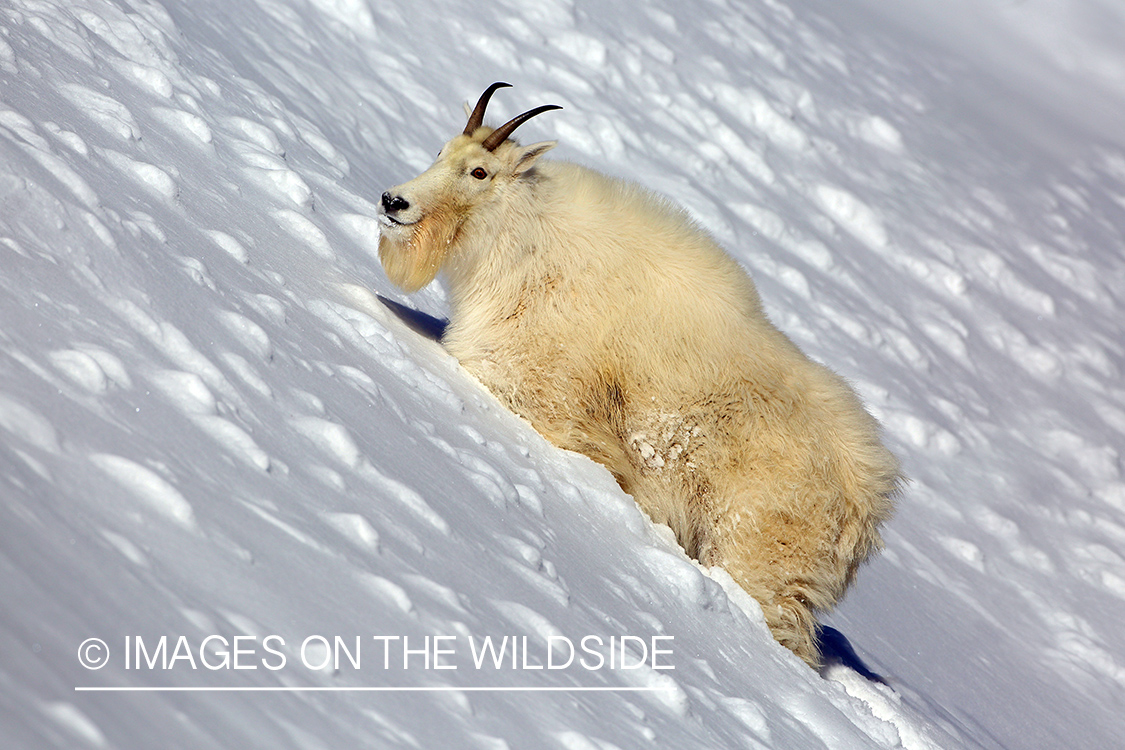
481,104 -> 562,151
464,82 -> 512,136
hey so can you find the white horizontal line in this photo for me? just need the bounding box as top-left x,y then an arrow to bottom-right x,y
75,686 -> 662,693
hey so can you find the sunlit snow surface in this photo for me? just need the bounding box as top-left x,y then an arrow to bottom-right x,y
2,1 -> 1124,748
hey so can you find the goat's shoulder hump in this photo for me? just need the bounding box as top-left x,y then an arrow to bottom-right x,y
545,161 -> 696,228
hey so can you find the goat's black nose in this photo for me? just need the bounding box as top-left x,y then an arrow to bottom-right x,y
381,192 -> 410,213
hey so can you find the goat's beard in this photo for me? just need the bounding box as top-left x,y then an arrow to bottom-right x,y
378,205 -> 463,293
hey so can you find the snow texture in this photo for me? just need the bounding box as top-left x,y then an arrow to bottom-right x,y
1,0 -> 1123,748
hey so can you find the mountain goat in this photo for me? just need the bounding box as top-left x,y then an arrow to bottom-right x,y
377,83 -> 901,667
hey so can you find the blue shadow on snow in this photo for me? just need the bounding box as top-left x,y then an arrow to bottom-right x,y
378,295 -> 448,341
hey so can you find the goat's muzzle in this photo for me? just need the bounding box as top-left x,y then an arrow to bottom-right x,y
382,191 -> 409,213
380,191 -> 411,226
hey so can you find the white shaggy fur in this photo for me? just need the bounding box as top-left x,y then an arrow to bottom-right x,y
378,92 -> 901,667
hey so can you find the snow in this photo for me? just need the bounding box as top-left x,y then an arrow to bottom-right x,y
1,0 -> 1123,748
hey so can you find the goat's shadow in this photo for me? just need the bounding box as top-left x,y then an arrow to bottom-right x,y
378,294 -> 448,341
816,625 -> 888,684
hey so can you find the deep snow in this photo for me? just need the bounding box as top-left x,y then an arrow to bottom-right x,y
1,0 -> 1123,748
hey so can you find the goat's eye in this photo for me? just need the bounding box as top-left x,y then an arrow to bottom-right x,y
471,167 -> 488,180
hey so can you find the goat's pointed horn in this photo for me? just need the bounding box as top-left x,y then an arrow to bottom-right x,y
481,105 -> 562,151
464,82 -> 512,136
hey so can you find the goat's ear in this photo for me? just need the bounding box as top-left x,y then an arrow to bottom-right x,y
462,101 -> 473,119
514,141 -> 556,174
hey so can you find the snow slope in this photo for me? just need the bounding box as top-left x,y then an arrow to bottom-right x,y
1,0 -> 1123,748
